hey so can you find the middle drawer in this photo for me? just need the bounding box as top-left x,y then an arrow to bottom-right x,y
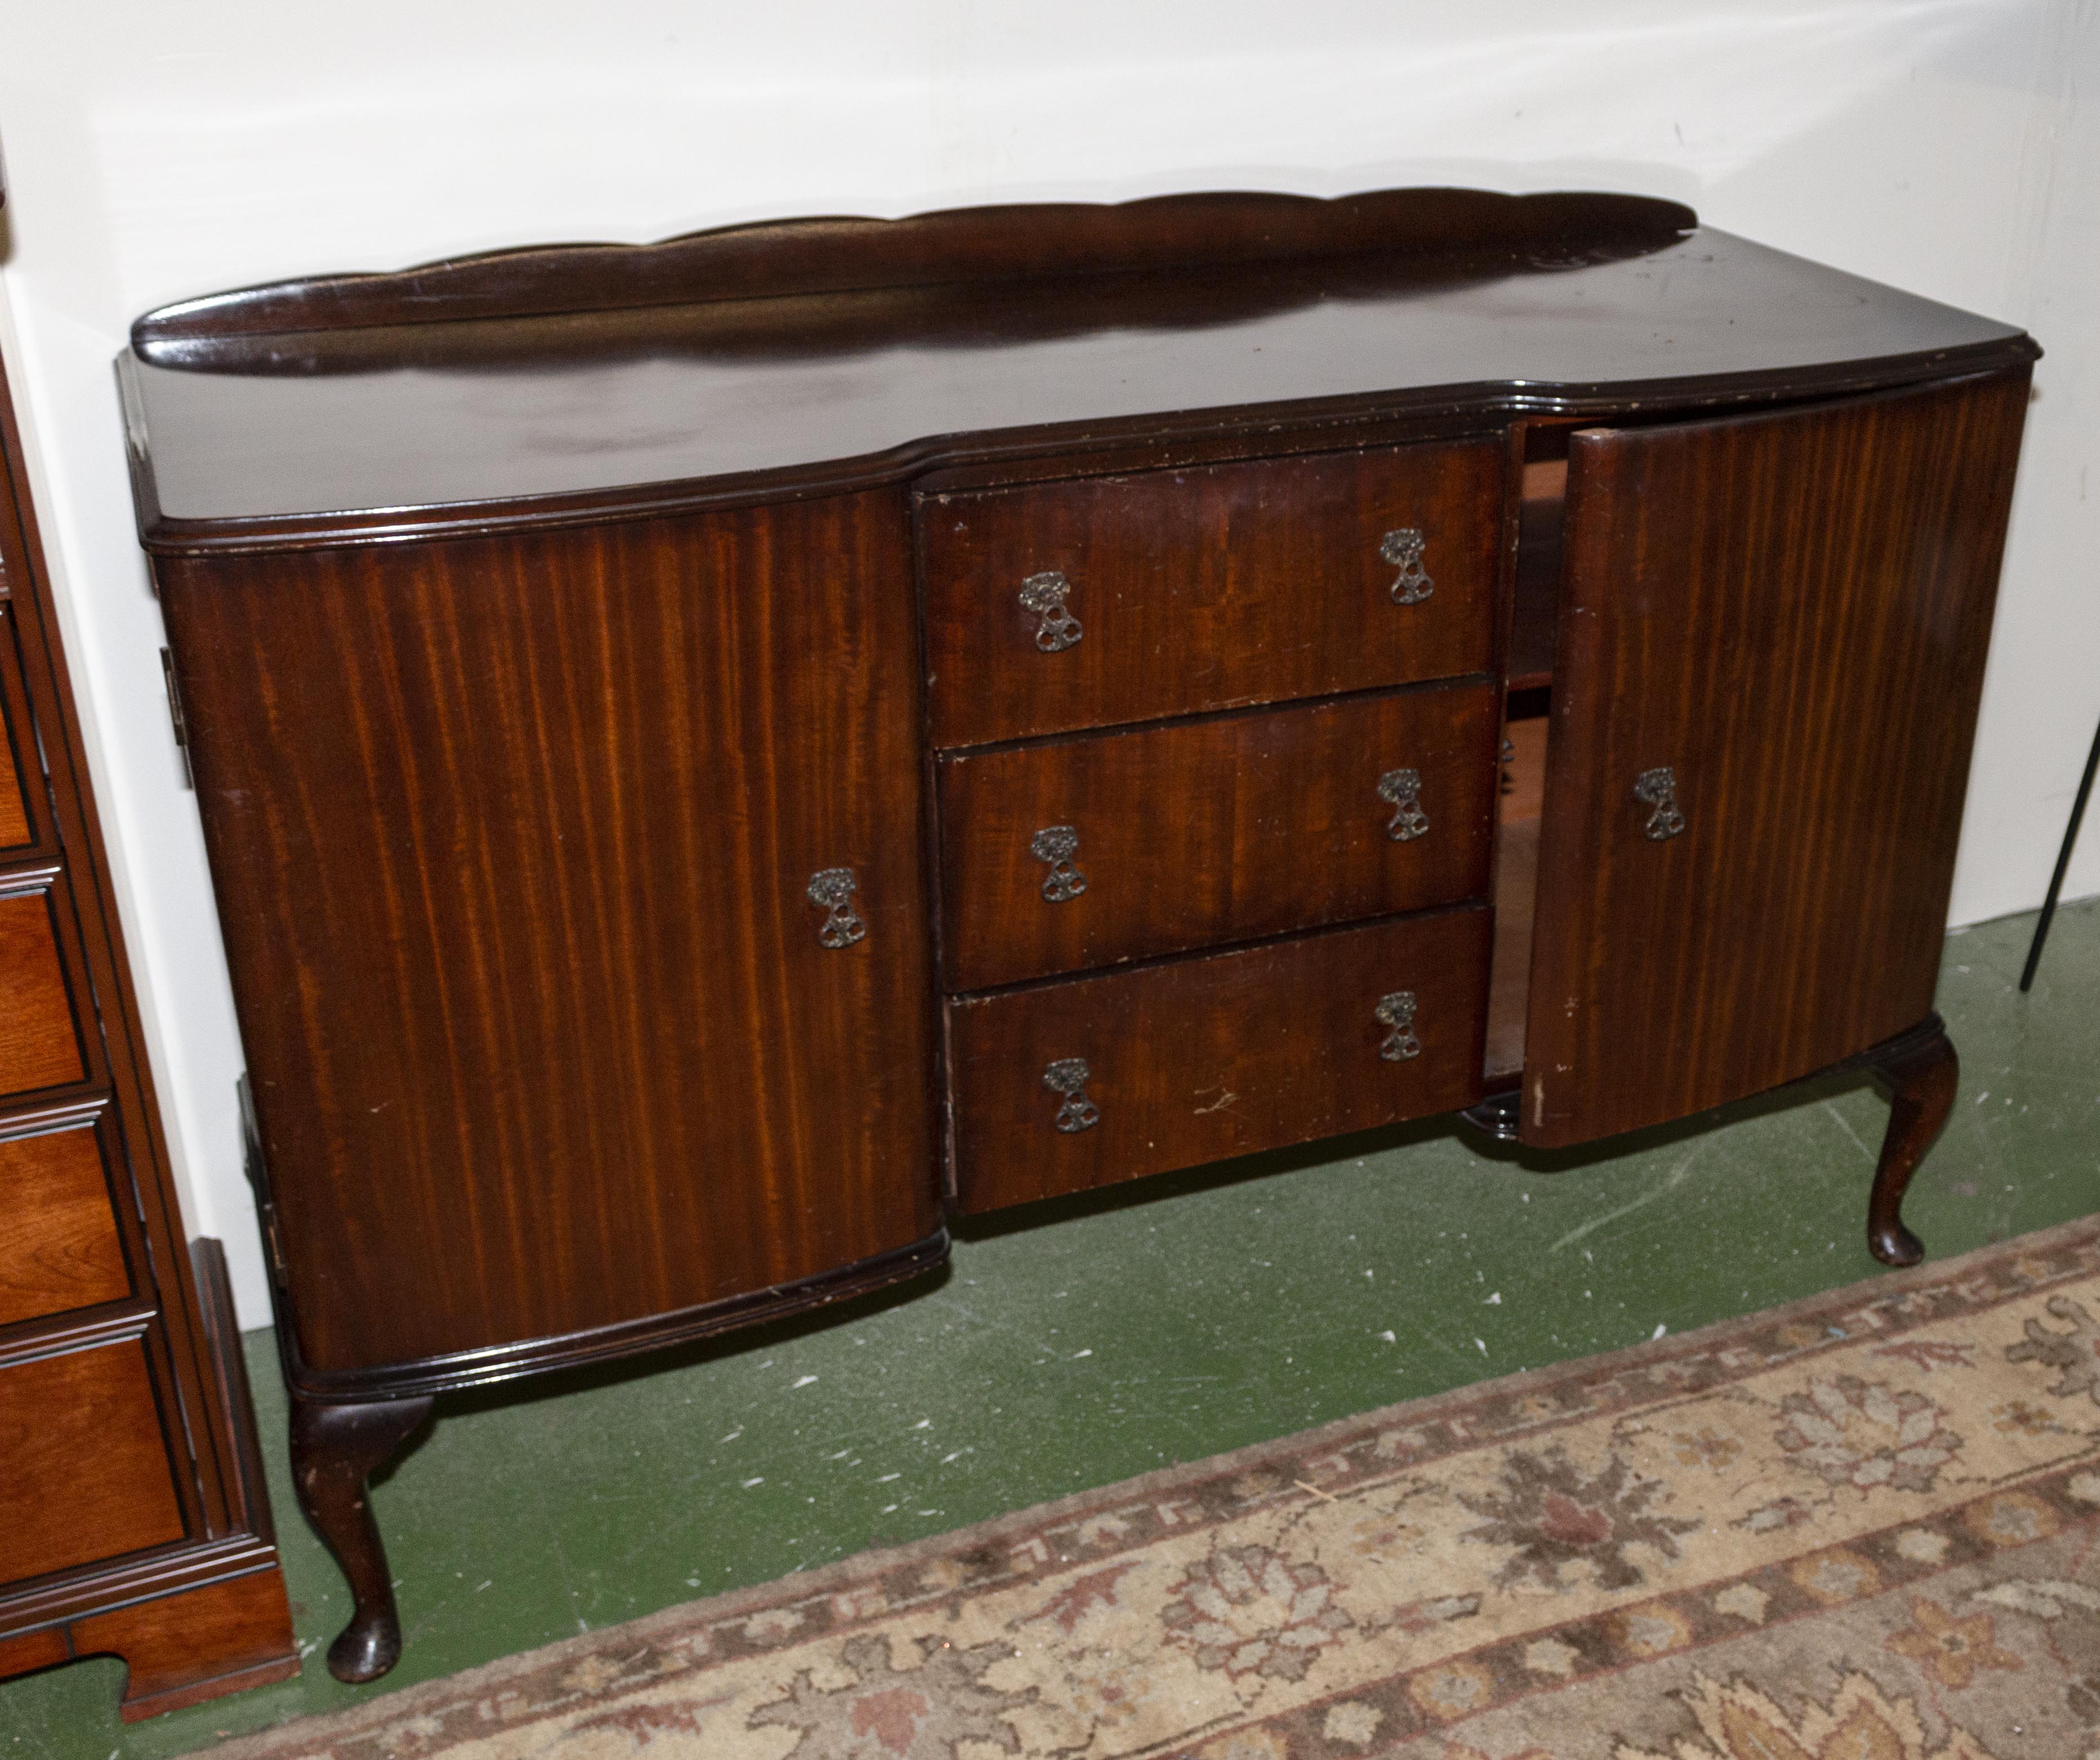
938,681 -> 1499,992
0,1115 -> 130,1328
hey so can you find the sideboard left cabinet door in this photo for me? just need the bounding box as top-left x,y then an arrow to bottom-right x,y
1520,371 -> 2030,1149
157,491 -> 941,1377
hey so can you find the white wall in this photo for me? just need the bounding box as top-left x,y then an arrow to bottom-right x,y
1,0 -> 2094,1330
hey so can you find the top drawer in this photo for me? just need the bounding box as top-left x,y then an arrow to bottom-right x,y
919,439 -> 1503,749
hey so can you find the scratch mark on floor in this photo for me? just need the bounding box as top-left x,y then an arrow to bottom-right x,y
547,1523 -> 587,1638
1551,1140 -> 1710,1254
1822,1100 -> 1878,1166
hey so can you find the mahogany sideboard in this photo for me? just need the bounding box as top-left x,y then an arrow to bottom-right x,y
0,340 -> 296,1710
115,189 -> 2036,1683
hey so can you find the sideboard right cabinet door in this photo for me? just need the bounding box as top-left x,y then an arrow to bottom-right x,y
1520,371 -> 2030,1149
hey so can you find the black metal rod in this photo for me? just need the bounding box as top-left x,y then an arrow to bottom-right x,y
2021,711 -> 2100,992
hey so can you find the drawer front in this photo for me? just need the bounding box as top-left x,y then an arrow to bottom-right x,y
1,607 -> 34,850
0,1336 -> 186,1582
940,683 -> 1498,991
0,889 -> 87,1100
0,703 -> 28,850
949,905 -> 1489,1212
920,439 -> 1502,748
0,1121 -> 130,1327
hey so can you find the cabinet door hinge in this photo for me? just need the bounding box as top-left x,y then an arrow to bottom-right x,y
159,647 -> 194,789
237,1074 -> 290,1291
254,1199 -> 290,1290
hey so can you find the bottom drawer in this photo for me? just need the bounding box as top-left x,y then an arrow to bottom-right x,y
948,905 -> 1489,1212
0,1336 -> 186,1583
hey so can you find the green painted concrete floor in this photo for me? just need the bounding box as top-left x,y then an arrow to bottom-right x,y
7,897 -> 2098,1758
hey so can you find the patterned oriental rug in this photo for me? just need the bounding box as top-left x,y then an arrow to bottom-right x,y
206,1216 -> 2100,1760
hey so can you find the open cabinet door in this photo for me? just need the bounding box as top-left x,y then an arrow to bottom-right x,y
1520,371 -> 2029,1149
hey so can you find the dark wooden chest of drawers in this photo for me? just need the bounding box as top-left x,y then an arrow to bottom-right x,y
115,188 -> 2036,1683
0,346 -> 296,1719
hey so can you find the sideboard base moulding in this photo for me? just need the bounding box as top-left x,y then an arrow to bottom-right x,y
117,187 -> 2036,1682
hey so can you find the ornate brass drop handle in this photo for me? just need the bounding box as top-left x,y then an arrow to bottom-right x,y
1376,768 -> 1429,841
1375,991 -> 1421,1061
1634,767 -> 1686,841
806,868 -> 867,948
1030,825 -> 1089,901
1019,571 -> 1082,652
1043,1058 -> 1100,1132
1380,528 -> 1432,605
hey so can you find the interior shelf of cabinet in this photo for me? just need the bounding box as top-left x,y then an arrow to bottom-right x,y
1487,709 -> 1547,1085
1509,453 -> 1567,691
1484,438 -> 1568,1087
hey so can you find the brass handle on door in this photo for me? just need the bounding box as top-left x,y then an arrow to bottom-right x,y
1634,768 -> 1685,841
806,868 -> 867,948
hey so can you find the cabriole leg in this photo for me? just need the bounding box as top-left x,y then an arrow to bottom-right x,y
1865,1014 -> 1959,1268
289,1394 -> 433,1683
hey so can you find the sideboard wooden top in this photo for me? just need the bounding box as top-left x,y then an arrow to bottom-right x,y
119,189 -> 2034,552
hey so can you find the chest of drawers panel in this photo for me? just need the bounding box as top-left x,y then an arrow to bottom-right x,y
0,1337 -> 188,1584
0,887 -> 88,1100
0,1117 -> 131,1328
0,342 -> 295,1718
937,681 -> 1499,992
919,438 -> 1503,750
0,707 -> 29,851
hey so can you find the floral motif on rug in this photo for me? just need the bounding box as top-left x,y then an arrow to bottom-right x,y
199,1216 -> 2100,1760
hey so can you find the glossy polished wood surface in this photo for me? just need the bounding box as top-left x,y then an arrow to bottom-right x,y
0,1122 -> 129,1327
289,1397 -> 433,1682
0,322 -> 286,1710
938,683 -> 1498,990
0,890 -> 88,1097
2,344 -> 242,1574
949,906 -> 1490,1212
134,189 -> 1696,345
118,192 -> 2032,548
1522,371 -> 2030,1148
0,1338 -> 187,1582
1865,1016 -> 1960,1268
0,762 -> 25,846
0,617 -> 30,847
158,493 -> 941,1375
0,1241 -> 302,1713
118,192 -> 2039,1685
921,441 -> 1502,748
0,1628 -> 68,1679
70,1568 -> 300,1723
